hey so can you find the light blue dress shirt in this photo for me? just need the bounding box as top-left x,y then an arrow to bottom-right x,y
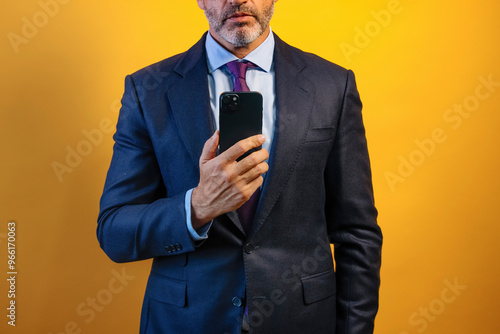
185,29 -> 277,241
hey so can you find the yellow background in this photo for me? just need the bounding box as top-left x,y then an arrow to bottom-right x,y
1,0 -> 499,333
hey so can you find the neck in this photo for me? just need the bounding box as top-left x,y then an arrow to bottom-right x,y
208,27 -> 270,59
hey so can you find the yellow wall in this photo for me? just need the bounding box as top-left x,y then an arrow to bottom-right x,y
1,1 -> 499,333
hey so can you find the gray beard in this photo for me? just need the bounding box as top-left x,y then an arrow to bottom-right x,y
204,3 -> 274,47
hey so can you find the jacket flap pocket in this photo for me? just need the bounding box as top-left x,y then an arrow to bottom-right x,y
301,269 -> 336,305
146,273 -> 186,307
305,127 -> 335,142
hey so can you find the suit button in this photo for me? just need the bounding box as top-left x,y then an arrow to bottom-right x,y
175,243 -> 182,251
244,244 -> 254,254
232,297 -> 243,307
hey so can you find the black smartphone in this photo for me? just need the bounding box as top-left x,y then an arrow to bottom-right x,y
219,91 -> 263,161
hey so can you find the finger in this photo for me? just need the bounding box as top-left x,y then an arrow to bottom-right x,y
235,148 -> 269,175
240,161 -> 269,184
224,174 -> 265,208
199,131 -> 219,165
219,134 -> 265,163
245,175 -> 265,195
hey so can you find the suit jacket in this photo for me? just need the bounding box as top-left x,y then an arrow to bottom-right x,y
97,33 -> 382,334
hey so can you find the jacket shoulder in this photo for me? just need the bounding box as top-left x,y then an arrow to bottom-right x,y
131,53 -> 184,80
274,34 -> 350,77
127,34 -> 207,86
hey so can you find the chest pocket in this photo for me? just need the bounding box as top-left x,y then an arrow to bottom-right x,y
305,127 -> 336,143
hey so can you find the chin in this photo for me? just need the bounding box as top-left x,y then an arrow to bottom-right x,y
221,26 -> 263,47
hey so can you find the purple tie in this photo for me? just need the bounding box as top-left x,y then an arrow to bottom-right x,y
226,60 -> 258,92
226,60 -> 261,234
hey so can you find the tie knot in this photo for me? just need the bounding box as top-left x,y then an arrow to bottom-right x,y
226,60 -> 257,79
226,61 -> 257,92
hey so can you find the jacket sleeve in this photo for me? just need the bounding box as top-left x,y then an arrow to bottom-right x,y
325,70 -> 382,334
96,75 -> 196,263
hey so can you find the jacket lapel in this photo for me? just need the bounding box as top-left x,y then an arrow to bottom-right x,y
168,34 -> 215,171
250,34 -> 316,236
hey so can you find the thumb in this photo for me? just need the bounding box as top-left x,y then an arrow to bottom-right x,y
199,131 -> 219,165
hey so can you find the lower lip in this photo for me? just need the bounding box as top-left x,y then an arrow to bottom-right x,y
227,15 -> 253,23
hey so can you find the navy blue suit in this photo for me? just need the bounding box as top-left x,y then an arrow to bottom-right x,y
97,33 -> 382,334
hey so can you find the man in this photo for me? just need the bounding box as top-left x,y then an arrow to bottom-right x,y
97,0 -> 382,333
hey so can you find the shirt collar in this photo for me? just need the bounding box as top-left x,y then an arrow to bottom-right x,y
205,27 -> 275,74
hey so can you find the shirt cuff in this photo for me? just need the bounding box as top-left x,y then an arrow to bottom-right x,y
185,188 -> 212,241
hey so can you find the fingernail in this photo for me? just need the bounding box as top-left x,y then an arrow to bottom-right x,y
258,135 -> 265,142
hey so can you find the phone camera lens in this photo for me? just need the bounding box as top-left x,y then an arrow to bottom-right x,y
222,94 -> 240,113
230,101 -> 239,111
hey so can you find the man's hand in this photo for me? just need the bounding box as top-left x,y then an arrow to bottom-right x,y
191,131 -> 269,229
